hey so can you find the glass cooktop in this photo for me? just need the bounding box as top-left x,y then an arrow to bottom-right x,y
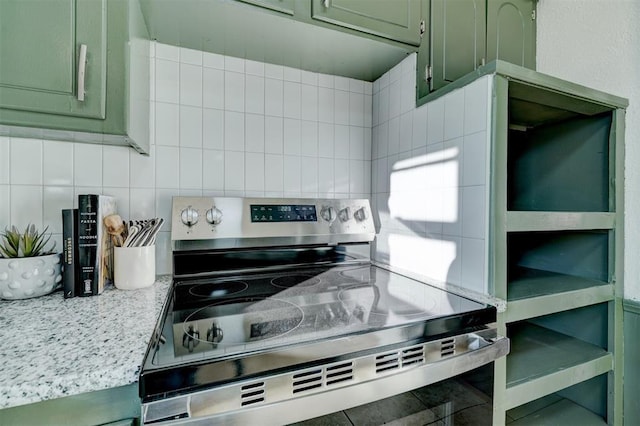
150,264 -> 492,367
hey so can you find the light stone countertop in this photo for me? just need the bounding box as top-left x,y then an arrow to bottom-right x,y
0,276 -> 171,409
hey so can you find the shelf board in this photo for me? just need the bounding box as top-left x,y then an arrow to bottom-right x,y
505,323 -> 612,410
504,267 -> 613,323
506,211 -> 615,232
508,397 -> 606,425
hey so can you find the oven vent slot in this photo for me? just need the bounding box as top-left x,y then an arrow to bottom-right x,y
325,361 -> 353,386
292,362 -> 354,394
375,351 -> 400,373
240,382 -> 265,406
441,338 -> 456,358
401,345 -> 425,366
292,369 -> 323,394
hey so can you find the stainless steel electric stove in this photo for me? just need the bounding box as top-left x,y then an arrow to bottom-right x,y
139,197 -> 508,425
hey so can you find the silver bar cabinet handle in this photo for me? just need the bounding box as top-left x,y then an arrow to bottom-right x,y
77,44 -> 87,101
323,0 -> 330,8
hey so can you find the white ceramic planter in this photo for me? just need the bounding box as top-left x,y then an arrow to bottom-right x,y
0,253 -> 62,300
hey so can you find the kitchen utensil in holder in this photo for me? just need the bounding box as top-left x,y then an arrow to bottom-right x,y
114,245 -> 155,290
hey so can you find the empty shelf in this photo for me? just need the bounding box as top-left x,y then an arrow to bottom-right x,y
508,397 -> 606,425
505,267 -> 613,323
506,211 -> 615,232
505,323 -> 612,409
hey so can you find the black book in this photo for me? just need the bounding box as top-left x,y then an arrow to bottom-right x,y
61,208 -> 78,299
77,194 -> 117,296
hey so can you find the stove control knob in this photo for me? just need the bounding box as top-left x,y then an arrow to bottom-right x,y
182,325 -> 200,353
354,207 -> 368,222
320,206 -> 336,223
338,207 -> 351,222
180,206 -> 199,227
207,323 -> 224,344
206,207 -> 223,225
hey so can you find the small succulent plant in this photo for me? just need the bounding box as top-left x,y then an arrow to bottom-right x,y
0,224 -> 56,258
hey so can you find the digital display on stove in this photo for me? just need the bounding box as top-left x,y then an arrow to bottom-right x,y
250,204 -> 317,222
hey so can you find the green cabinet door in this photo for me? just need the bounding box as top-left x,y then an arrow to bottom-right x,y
430,0 -> 486,91
0,0 -> 106,119
311,0 -> 423,46
486,0 -> 536,69
237,0 -> 296,15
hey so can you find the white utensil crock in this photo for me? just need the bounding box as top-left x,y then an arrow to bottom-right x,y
114,245 -> 155,290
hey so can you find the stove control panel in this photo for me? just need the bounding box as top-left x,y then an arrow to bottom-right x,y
171,197 -> 376,247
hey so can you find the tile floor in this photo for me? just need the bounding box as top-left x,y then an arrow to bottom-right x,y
290,377 -> 492,426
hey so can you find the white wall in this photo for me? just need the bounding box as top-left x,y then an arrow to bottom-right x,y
536,0 -> 640,300
371,55 -> 492,296
0,42 -> 372,275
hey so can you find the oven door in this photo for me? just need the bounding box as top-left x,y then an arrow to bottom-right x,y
309,361 -> 497,425
141,329 -> 508,425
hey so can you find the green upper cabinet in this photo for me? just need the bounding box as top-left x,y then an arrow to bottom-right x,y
310,0 -> 423,46
237,0 -> 296,15
429,0 -> 486,90
0,0 -> 106,119
486,0 -> 536,69
139,0 -> 420,82
422,0 -> 536,95
0,0 -> 150,154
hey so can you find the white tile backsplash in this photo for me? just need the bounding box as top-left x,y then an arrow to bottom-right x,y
264,154 -> 284,191
300,85 -> 318,122
283,155 -> 301,193
129,145 -> 155,188
334,125 -> 350,160
202,149 -> 224,190
0,137 -> 9,184
202,108 -> 224,150
155,59 -> 179,104
372,54 -> 491,295
179,148 -> 203,189
43,140 -> 73,186
180,63 -> 203,107
283,81 -> 301,119
283,118 -> 301,155
155,146 -> 179,189
11,138 -> 42,185
155,102 -> 179,146
300,121 -> 318,157
224,151 -> 245,191
318,87 -> 334,124
11,185 -> 43,229
73,144 -> 102,187
0,185 -> 10,226
245,75 -> 265,115
103,146 -> 129,188
349,126 -> 365,160
224,111 -> 245,151
245,114 -> 265,153
265,116 -> 283,154
245,152 -> 265,192
444,89 -> 465,141
203,68 -> 224,109
179,105 -> 203,148
224,71 -> 245,112
318,123 -> 334,158
334,90 -> 350,126
265,78 -> 284,117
